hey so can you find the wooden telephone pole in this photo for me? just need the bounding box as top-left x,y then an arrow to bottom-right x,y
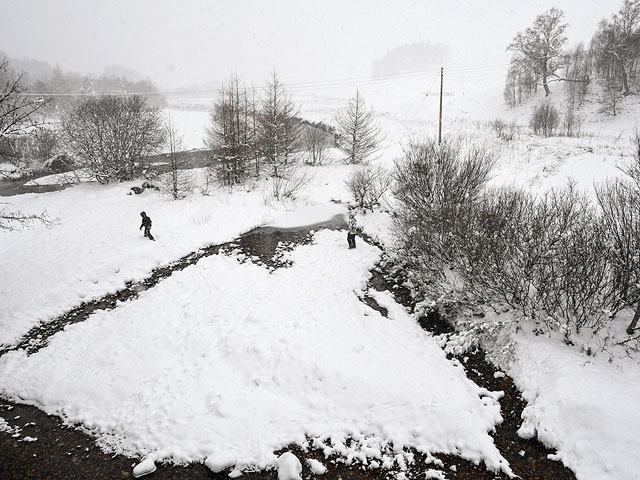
438,67 -> 443,144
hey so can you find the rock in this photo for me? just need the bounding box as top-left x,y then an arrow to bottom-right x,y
130,186 -> 144,195
277,452 -> 302,480
132,458 -> 156,478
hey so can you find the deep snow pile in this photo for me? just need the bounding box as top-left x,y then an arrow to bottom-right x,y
509,324 -> 640,480
0,230 -> 509,473
0,164 -> 353,348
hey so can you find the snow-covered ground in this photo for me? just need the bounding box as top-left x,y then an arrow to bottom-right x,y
0,163 -> 352,347
2,75 -> 640,480
511,322 -> 640,480
0,229 -> 510,473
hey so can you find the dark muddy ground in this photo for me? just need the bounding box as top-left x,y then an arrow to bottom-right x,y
0,225 -> 576,480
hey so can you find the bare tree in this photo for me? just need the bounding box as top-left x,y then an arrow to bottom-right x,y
592,0 -> 640,96
205,74 -> 256,186
0,57 -> 49,167
336,90 -> 383,164
61,95 -> 166,183
0,58 -> 48,140
507,8 -> 568,96
161,113 -> 192,199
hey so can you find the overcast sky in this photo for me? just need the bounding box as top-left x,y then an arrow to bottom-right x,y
0,0 -> 616,89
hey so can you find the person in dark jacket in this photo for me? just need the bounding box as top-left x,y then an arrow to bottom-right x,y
347,212 -> 357,249
140,211 -> 155,241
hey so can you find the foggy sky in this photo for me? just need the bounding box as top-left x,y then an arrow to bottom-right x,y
0,0 -> 616,89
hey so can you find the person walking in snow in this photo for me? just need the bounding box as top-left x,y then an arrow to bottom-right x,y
347,212 -> 357,249
140,211 -> 155,241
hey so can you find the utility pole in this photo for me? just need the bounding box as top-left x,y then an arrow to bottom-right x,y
438,67 -> 443,144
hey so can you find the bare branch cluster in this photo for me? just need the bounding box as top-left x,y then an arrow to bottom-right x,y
61,95 -> 166,183
392,136 -> 640,346
345,164 -> 393,211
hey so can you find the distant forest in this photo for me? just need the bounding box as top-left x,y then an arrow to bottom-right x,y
0,51 -> 166,112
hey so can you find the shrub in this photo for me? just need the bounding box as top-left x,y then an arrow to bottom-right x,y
490,119 -> 518,141
530,101 -> 560,137
345,164 -> 392,211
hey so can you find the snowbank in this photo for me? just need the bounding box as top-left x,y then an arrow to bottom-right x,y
509,327 -> 640,480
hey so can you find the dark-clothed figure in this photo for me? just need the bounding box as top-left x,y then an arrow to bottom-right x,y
347,212 -> 357,249
140,211 -> 155,241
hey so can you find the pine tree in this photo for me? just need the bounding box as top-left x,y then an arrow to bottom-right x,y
336,90 -> 382,164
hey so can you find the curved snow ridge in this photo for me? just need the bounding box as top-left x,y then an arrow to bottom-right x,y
0,229 -> 508,473
511,334 -> 640,480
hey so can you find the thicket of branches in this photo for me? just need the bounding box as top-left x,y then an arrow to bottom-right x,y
392,136 -> 640,350
0,57 -> 49,168
345,164 -> 393,211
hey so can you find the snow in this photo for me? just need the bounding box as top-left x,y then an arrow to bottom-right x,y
508,325 -> 640,480
277,452 -> 302,480
306,458 -> 327,475
0,229 -> 509,473
0,166 -> 353,348
265,203 -> 346,229
132,458 -> 157,478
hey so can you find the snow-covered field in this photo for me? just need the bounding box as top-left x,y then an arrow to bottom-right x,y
2,77 -> 640,480
0,229 -> 509,472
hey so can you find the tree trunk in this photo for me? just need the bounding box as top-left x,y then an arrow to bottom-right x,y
622,66 -> 631,96
627,302 -> 640,334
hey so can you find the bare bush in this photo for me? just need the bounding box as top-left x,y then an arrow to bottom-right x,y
62,95 -> 166,183
490,118 -> 518,141
530,101 -> 560,137
345,164 -> 392,211
459,184 -> 614,337
31,125 -> 60,162
596,179 -> 640,333
303,127 -> 331,166
561,105 -> 582,137
392,137 -> 496,299
271,163 -> 314,200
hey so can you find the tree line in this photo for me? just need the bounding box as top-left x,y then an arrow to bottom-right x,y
505,0 -> 640,111
1,57 -> 385,205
